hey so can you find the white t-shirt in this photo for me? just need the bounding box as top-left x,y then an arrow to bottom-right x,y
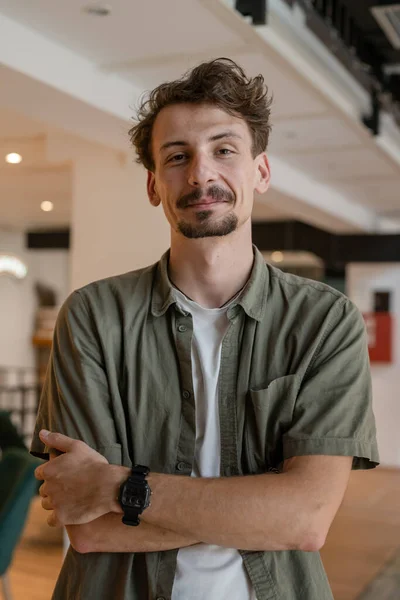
171,288 -> 256,600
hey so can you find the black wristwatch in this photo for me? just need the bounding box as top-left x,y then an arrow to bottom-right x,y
119,464 -> 152,526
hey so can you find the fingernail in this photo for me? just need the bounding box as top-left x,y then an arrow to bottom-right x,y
40,429 -> 50,438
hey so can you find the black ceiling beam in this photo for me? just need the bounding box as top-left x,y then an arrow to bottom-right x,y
235,0 -> 267,25
336,233 -> 400,263
26,229 -> 70,249
25,222 -> 400,264
363,88 -> 381,136
252,220 -> 400,266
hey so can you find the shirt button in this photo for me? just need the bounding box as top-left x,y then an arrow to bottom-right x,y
176,461 -> 188,471
182,390 -> 191,399
177,324 -> 187,332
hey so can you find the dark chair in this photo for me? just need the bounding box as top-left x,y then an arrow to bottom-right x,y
0,411 -> 26,452
0,447 -> 42,600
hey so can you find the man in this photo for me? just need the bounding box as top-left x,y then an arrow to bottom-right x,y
31,58 -> 379,600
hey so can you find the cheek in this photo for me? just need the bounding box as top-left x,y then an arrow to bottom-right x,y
159,173 -> 181,199
226,163 -> 254,191
159,189 -> 179,218
234,175 -> 255,201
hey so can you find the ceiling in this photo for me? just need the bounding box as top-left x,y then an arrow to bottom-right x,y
0,109 -> 71,229
0,0 -> 244,66
0,162 -> 72,230
0,0 -> 400,233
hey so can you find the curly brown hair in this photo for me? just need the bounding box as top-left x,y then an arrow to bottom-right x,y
129,58 -> 273,172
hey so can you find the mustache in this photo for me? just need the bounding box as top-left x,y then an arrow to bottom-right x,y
177,185 -> 235,209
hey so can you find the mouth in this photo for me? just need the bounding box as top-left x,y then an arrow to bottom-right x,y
186,198 -> 226,209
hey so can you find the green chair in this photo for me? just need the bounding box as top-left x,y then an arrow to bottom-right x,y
0,448 -> 42,600
0,411 -> 27,452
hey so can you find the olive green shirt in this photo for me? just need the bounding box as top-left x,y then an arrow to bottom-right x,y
31,246 -> 379,600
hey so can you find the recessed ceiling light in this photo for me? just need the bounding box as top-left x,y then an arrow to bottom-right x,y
83,4 -> 111,16
5,152 -> 22,164
41,201 -> 54,212
271,251 -> 284,263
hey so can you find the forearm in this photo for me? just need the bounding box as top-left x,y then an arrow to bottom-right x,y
37,432 -> 351,551
102,466 -> 320,551
66,513 -> 200,554
141,455 -> 351,552
103,467 -> 295,551
143,472 -> 306,551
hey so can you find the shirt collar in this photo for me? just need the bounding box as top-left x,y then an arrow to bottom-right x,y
235,246 -> 268,322
151,245 -> 268,322
151,249 -> 176,317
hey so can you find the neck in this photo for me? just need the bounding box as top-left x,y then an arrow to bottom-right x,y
169,221 -> 254,309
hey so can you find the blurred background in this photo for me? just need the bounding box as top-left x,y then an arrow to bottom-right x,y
0,1 -> 399,599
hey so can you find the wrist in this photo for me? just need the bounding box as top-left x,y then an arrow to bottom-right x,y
139,473 -> 163,523
119,465 -> 152,526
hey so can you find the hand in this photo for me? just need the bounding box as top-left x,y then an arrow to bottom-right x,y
35,430 -> 113,527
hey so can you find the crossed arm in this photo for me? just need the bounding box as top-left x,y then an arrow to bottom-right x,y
35,430 -> 352,555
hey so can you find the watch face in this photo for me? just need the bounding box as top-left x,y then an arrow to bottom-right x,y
121,483 -> 151,509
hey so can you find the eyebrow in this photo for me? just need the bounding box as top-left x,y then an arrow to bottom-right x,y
159,130 -> 243,152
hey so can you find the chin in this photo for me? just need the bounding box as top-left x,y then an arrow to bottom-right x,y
177,214 -> 238,239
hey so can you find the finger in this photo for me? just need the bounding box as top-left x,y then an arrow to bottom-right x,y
50,450 -> 63,460
39,430 -> 77,453
41,496 -> 54,511
38,482 -> 47,498
35,465 -> 45,480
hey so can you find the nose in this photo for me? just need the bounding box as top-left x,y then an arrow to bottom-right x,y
187,153 -> 217,187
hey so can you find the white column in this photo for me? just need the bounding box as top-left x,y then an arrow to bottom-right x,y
346,263 -> 400,467
69,143 -> 170,291
62,142 -> 170,554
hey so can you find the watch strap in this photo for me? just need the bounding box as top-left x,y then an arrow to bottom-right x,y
120,464 -> 150,527
122,509 -> 141,526
132,465 -> 150,477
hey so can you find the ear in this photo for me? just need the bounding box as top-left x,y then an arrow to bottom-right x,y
254,153 -> 270,195
147,170 -> 161,207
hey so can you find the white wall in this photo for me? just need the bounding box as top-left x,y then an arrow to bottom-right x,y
347,263 -> 400,468
70,143 -> 170,291
0,230 -> 69,369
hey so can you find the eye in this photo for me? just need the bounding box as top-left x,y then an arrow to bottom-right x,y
168,153 -> 187,163
217,148 -> 234,156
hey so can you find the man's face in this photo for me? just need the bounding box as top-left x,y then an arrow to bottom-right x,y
147,103 -> 270,239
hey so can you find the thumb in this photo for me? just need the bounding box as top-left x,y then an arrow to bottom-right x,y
39,430 -> 76,453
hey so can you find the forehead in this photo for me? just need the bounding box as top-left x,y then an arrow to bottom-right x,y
152,103 -> 251,152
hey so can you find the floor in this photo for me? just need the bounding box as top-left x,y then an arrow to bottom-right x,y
320,466 -> 400,599
6,467 -> 400,600
6,499 -> 63,600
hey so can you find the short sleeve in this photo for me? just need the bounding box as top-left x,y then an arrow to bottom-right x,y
30,290 -> 122,465
283,298 -> 379,470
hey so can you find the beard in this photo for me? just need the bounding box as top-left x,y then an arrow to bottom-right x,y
178,211 -> 238,238
176,184 -> 238,239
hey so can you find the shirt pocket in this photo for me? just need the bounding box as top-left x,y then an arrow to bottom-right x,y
243,375 -> 300,474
